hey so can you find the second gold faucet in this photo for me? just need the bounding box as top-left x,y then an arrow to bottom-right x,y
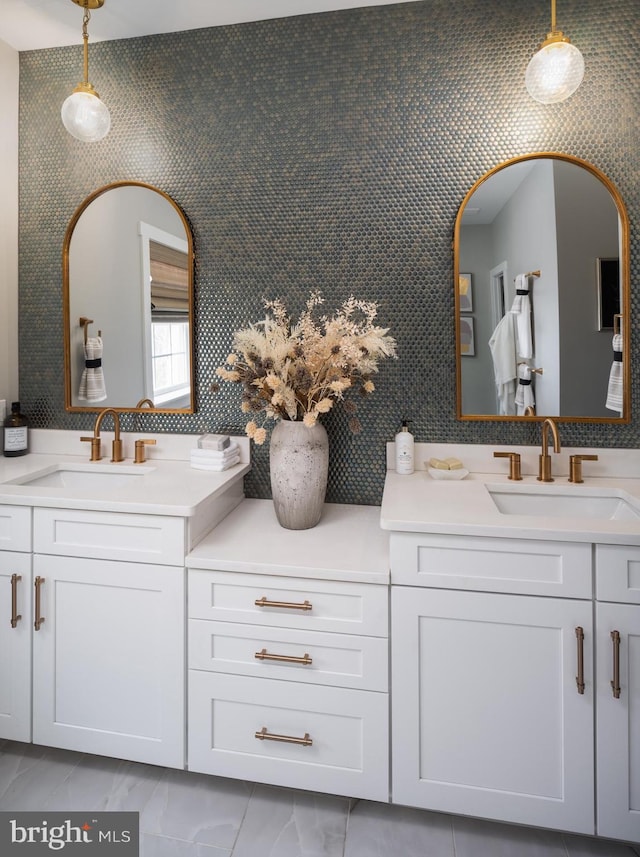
538,418 -> 561,482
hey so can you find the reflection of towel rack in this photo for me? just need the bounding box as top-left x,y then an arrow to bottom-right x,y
614,313 -> 623,336
514,270 -> 541,281
518,363 -> 543,375
79,316 -> 102,345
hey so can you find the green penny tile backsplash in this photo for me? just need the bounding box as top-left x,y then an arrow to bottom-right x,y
17,0 -> 640,504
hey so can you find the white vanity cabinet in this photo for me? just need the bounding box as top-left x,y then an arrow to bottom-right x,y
390,531 -> 640,842
186,500 -> 390,802
29,507 -> 186,768
391,533 -> 595,834
595,545 -> 640,842
0,505 -> 32,742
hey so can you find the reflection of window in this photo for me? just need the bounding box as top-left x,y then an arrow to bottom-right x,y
148,239 -> 190,404
151,321 -> 190,404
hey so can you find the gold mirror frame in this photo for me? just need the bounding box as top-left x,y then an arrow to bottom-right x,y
63,181 -> 195,413
454,152 -> 630,423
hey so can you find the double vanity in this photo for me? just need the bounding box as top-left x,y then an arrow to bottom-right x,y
0,432 -> 637,846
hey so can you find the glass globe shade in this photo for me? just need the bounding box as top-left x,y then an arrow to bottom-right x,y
525,40 -> 584,104
61,90 -> 111,142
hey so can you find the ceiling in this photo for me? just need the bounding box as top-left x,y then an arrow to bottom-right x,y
0,0 -> 423,52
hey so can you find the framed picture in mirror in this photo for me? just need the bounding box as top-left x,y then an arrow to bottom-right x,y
596,257 -> 620,330
458,273 -> 473,311
459,316 -> 475,356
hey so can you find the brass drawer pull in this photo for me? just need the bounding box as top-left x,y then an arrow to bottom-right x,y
611,630 -> 621,699
255,648 -> 312,665
34,576 -> 45,631
255,726 -> 312,746
575,626 -> 585,694
10,574 -> 22,628
255,597 -> 312,611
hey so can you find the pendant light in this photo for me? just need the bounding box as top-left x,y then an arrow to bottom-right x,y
525,0 -> 584,104
61,0 -> 110,142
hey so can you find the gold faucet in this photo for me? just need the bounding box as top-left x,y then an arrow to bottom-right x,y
81,408 -> 124,462
538,417 -> 561,482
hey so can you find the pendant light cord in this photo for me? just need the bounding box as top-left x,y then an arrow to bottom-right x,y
82,9 -> 91,86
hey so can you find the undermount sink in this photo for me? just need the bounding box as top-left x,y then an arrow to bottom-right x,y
7,463 -> 153,490
487,484 -> 640,521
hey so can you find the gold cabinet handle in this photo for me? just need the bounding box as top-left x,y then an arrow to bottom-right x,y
34,576 -> 45,631
255,597 -> 312,611
611,630 -> 621,699
575,626 -> 585,694
254,648 -> 312,665
10,574 -> 22,628
255,726 -> 312,746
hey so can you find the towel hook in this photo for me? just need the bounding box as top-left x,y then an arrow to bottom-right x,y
79,316 -> 102,345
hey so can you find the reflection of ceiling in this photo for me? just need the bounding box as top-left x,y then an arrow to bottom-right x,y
0,0 -> 422,51
461,161 -> 535,225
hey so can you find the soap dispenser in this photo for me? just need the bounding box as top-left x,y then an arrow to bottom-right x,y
395,419 -> 414,475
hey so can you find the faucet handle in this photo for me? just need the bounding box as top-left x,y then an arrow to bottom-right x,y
80,436 -> 101,461
134,438 -> 156,464
493,451 -> 523,481
111,438 -> 124,463
568,454 -> 598,484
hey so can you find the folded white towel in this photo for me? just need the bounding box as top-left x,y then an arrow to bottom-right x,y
606,333 -> 623,413
190,453 -> 241,472
190,442 -> 239,461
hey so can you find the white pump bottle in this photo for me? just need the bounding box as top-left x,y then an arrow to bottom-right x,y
394,419 -> 414,475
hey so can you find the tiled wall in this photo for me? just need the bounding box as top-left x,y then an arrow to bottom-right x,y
18,0 -> 640,504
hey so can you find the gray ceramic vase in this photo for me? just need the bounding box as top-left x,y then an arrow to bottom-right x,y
269,419 -> 329,530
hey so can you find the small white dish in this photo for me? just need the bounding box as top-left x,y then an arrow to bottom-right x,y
427,466 -> 469,481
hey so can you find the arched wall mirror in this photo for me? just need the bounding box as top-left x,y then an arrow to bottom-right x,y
63,181 -> 195,413
454,153 -> 630,423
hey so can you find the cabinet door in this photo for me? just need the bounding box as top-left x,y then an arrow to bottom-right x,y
32,554 -> 185,768
596,601 -> 640,842
0,552 -> 31,742
392,587 -> 594,834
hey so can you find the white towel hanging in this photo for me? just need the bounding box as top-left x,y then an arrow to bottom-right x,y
510,274 -> 533,359
488,313 -> 517,415
605,332 -> 623,413
515,363 -> 535,416
78,335 -> 107,402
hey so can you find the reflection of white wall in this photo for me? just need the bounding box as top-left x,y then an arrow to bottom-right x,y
69,187 -> 185,408
0,39 -> 19,405
493,160 -> 560,415
459,226 -> 495,413
554,161 -> 619,416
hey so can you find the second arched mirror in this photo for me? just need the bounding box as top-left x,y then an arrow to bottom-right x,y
63,181 -> 195,413
454,153 -> 630,423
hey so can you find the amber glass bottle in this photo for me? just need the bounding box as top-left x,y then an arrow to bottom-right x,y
3,401 -> 29,457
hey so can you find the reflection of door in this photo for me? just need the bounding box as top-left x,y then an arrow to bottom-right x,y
489,262 -> 510,412
489,261 -> 509,331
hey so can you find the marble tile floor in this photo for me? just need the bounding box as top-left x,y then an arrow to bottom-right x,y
0,740 -> 638,857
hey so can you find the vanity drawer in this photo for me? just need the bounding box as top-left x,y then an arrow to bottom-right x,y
188,570 -> 388,636
595,545 -> 640,604
33,508 -> 185,565
188,671 -> 388,801
0,505 -> 31,553
189,619 -> 388,691
390,533 -> 592,598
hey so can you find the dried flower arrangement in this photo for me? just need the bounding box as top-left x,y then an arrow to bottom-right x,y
214,291 -> 397,444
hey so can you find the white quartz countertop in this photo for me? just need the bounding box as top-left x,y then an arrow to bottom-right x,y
0,451 -> 250,516
381,470 -> 640,545
187,499 -> 390,584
